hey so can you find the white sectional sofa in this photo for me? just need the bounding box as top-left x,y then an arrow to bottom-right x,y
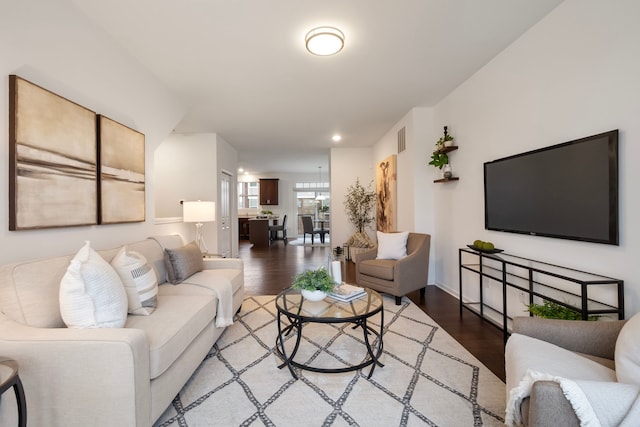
0,235 -> 244,427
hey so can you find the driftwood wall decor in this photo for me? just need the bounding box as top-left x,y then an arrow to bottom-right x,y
376,154 -> 397,232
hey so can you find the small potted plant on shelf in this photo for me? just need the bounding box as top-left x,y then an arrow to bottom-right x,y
439,126 -> 454,148
292,267 -> 335,301
428,151 -> 449,169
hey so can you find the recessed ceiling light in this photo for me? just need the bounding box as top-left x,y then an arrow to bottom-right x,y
238,167 -> 244,173
332,134 -> 342,142
305,27 -> 345,56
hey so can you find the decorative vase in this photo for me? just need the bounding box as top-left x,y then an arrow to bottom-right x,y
443,164 -> 453,179
301,289 -> 327,301
444,139 -> 454,147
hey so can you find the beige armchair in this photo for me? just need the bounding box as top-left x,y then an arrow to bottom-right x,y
354,232 -> 431,305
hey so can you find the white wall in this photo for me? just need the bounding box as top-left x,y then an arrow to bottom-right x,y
155,133 -> 239,257
330,148 -> 375,249
370,108 -> 437,283
215,134 -> 239,257
0,0 -> 187,264
431,0 -> 640,316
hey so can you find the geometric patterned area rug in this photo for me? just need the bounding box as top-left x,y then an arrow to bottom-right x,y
154,295 -> 505,426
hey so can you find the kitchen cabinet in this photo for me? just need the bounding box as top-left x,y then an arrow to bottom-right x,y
259,179 -> 279,205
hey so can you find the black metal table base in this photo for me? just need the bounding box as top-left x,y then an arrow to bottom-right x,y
275,309 -> 384,380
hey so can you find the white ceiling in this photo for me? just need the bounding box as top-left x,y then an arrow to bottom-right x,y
70,0 -> 563,174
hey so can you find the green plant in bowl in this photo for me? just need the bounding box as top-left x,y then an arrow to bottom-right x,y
291,267 -> 335,293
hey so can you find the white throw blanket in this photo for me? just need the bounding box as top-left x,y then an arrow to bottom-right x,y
209,278 -> 234,328
506,370 -> 640,427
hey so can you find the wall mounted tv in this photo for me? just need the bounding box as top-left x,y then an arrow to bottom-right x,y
484,130 -> 619,245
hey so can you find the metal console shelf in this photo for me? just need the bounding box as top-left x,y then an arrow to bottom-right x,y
458,248 -> 624,342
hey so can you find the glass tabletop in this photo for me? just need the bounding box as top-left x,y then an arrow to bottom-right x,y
276,287 -> 383,321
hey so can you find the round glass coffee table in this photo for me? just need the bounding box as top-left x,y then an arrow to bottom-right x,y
274,287 -> 384,380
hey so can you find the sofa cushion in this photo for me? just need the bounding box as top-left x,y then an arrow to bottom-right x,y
615,312 -> 640,386
164,242 -> 203,284
359,259 -> 396,281
59,241 -> 128,328
111,246 -> 158,315
376,231 -> 409,260
125,294 -> 216,379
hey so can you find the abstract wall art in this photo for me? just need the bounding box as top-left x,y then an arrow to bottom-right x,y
9,75 -> 98,230
98,115 -> 145,224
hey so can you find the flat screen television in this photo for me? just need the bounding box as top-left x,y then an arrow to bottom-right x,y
484,130 -> 619,245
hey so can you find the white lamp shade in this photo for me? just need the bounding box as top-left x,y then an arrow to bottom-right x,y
183,201 -> 215,223
305,27 -> 344,56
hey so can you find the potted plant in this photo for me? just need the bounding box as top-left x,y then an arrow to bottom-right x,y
428,151 -> 449,169
526,300 -> 598,321
343,178 -> 376,251
292,267 -> 335,301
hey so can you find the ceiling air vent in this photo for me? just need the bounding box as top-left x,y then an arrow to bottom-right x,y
397,126 -> 406,153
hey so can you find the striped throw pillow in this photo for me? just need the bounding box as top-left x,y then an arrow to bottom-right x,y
111,246 -> 158,315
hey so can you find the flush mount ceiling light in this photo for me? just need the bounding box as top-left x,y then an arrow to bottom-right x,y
305,26 -> 344,56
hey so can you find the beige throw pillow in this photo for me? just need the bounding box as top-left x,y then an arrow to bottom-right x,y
59,241 -> 128,328
111,246 -> 158,315
164,241 -> 203,284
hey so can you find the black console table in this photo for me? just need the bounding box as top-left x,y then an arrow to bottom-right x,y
458,248 -> 624,342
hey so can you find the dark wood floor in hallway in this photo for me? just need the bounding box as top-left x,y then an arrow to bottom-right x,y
239,240 -> 505,382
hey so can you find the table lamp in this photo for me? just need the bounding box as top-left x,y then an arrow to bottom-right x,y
183,200 -> 215,254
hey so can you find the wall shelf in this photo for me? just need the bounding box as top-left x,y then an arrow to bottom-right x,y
458,247 -> 624,342
439,145 -> 458,154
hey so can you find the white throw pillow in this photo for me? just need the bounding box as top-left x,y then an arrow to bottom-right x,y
376,231 -> 409,260
615,312 -> 640,385
111,246 -> 158,315
59,241 -> 128,328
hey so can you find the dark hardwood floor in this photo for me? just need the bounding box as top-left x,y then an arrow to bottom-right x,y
239,239 -> 505,382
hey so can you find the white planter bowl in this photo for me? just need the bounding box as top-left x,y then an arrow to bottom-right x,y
301,289 -> 327,301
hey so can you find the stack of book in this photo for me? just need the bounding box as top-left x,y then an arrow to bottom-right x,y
328,284 -> 366,302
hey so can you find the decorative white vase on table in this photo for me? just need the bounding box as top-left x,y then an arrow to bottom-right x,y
301,289 -> 327,301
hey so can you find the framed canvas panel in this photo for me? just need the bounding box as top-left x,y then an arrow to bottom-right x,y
98,115 -> 145,224
376,154 -> 397,232
9,75 -> 97,230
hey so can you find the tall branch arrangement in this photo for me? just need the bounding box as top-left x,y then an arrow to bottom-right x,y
343,178 -> 376,233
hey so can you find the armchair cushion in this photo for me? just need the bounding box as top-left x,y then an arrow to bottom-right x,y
358,258 -> 396,281
616,312 -> 640,386
376,231 -> 409,260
